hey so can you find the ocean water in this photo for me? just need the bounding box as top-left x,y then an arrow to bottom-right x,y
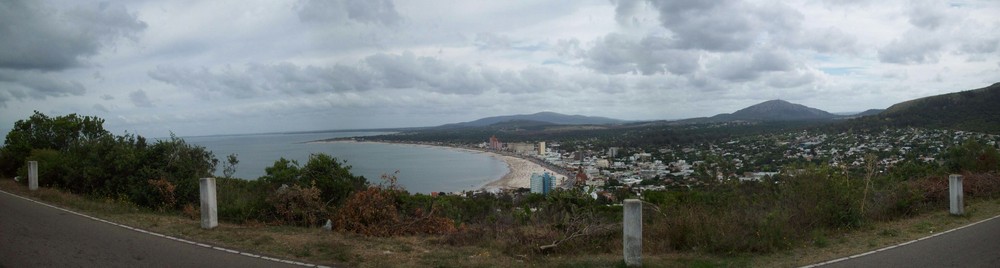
183,132 -> 508,194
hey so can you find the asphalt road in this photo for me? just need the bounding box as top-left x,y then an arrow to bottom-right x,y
0,190 -> 309,268
817,215 -> 1000,268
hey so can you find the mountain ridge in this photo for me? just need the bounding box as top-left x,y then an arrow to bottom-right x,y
438,111 -> 627,128
714,99 -> 837,121
664,99 -> 838,125
856,82 -> 1000,133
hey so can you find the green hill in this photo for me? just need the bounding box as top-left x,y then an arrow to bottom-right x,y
857,82 -> 1000,133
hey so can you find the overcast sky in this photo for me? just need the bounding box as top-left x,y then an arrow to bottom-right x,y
2,0 -> 999,138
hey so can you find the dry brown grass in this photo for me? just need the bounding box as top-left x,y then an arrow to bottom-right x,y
0,179 -> 525,267
4,178 -> 1000,267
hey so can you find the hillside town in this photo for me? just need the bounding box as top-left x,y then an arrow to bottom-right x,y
478,128 -> 1000,197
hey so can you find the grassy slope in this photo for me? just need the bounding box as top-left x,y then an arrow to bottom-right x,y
3,178 -> 1000,267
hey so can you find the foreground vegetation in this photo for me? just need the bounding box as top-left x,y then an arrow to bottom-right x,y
4,112 -> 1000,266
4,178 -> 1000,267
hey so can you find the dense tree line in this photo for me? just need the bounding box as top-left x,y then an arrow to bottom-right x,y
1,112 -> 219,209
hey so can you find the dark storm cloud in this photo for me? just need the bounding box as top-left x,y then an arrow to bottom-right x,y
0,0 -> 145,107
612,0 -> 644,27
646,0 -> 801,52
297,0 -> 401,26
149,52 -> 581,99
591,0 -> 849,84
0,69 -> 86,107
148,65 -> 270,99
0,0 -> 146,71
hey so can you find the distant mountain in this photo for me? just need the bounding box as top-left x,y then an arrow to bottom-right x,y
712,100 -> 837,122
859,82 -> 1000,133
855,109 -> 885,117
489,119 -> 558,129
439,112 -> 627,128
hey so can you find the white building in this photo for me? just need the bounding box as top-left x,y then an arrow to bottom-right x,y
530,172 -> 556,194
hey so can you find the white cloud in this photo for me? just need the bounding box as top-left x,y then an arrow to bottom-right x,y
1,0 -> 999,137
878,29 -> 945,64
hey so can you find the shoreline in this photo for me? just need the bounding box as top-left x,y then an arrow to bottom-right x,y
310,140 -> 565,192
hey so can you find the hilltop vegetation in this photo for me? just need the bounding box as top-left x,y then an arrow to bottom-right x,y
854,82 -> 1000,133
6,91 -> 1000,267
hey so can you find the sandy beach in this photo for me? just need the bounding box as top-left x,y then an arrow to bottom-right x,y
311,140 -> 565,191
480,154 -> 565,190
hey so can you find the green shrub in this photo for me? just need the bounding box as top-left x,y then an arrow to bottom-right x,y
258,153 -> 368,206
944,139 -> 1000,173
17,149 -> 72,188
2,113 -> 217,212
216,177 -> 269,223
301,153 -> 367,205
1,111 -> 108,176
145,135 -> 218,207
260,157 -> 300,186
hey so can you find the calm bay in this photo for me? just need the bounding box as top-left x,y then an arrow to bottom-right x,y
184,132 -> 508,194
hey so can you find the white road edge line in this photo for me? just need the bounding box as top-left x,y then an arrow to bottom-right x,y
1,189 -> 325,268
800,213 -> 1000,268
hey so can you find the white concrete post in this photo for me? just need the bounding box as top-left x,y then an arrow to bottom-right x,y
949,174 -> 964,215
28,161 -> 38,191
199,177 -> 218,229
623,199 -> 642,267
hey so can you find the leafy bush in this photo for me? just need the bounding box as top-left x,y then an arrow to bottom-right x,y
301,153 -> 367,205
2,113 -> 217,211
1,111 -> 108,176
144,135 -> 218,207
260,157 -> 300,186
216,177 -> 269,223
268,183 -> 325,227
259,154 -> 368,206
17,149 -> 72,188
944,139 -> 1000,173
